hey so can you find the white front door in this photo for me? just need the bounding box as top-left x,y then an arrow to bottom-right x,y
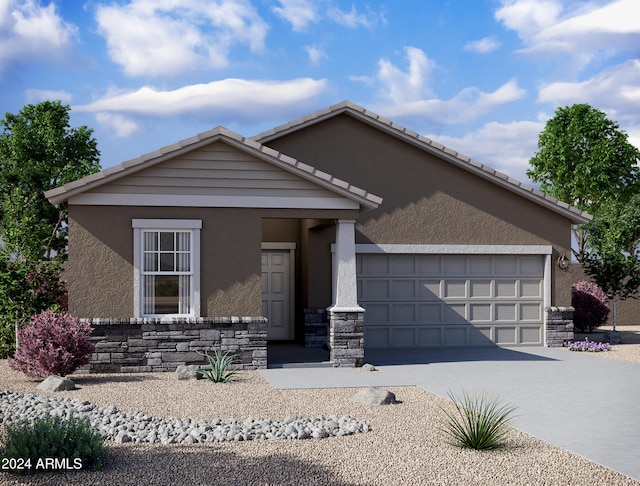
261,248 -> 294,340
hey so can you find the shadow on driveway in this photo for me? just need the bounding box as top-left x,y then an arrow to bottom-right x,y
365,345 -> 559,365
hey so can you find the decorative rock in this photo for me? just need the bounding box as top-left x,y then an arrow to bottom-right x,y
37,375 -> 76,392
0,390 -> 369,444
174,364 -> 202,380
360,363 -> 377,372
351,387 -> 397,406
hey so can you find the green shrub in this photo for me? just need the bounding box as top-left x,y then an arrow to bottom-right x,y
1,414 -> 108,474
196,349 -> 241,383
439,390 -> 517,450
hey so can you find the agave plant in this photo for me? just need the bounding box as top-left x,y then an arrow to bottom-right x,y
196,349 -> 241,383
439,390 -> 517,450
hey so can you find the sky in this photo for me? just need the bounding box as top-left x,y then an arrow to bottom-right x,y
1,0 -> 639,186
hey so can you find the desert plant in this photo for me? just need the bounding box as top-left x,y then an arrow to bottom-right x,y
1,414 -> 108,474
571,281 -> 610,332
8,311 -> 94,378
566,339 -> 611,352
439,390 -> 517,450
196,349 -> 241,383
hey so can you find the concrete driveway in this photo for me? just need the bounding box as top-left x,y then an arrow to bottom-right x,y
259,346 -> 640,482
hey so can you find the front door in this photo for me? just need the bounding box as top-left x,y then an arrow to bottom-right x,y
261,249 -> 294,340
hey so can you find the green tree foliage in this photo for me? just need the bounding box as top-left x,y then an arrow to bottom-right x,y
0,101 -> 100,261
527,104 -> 640,259
582,194 -> 640,329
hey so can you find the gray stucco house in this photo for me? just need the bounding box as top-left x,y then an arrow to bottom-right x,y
45,102 -> 589,372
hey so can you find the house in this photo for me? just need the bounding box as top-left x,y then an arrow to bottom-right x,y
45,101 -> 590,372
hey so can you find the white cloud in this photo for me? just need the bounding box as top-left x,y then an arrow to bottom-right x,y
496,0 -> 640,65
327,4 -> 387,29
463,36 -> 501,54
95,112 -> 140,138
428,119 -> 545,184
74,78 -> 328,126
538,59 -> 640,143
273,0 -> 319,31
0,0 -> 77,77
24,88 -> 72,104
304,45 -> 327,64
375,47 -> 435,104
364,47 -> 525,124
95,0 -> 268,78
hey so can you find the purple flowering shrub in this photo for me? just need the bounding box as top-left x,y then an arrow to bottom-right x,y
8,311 -> 94,378
566,339 -> 611,352
571,281 -> 610,332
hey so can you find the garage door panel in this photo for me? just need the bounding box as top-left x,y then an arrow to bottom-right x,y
496,280 -> 517,297
495,257 -> 517,274
444,304 -> 467,323
444,327 -> 467,345
521,280 -> 542,298
417,255 -> 441,274
469,256 -> 492,275
445,281 -> 467,298
470,303 -> 491,322
390,255 -> 415,274
520,303 -> 542,321
470,280 -> 492,298
469,326 -> 492,344
495,326 -> 517,344
444,256 -> 466,275
392,328 -> 416,346
391,280 -> 415,299
359,254 -> 544,348
495,303 -> 517,321
419,280 -> 441,299
419,303 -> 442,322
392,303 -> 415,322
520,326 -> 542,344
418,327 -> 442,345
519,256 -> 544,275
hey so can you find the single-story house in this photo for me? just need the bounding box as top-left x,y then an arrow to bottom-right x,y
45,101 -> 590,372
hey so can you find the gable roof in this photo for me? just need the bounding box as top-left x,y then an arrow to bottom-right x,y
252,101 -> 591,224
45,126 -> 382,210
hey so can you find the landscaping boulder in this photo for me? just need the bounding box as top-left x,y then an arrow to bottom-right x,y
174,364 -> 203,380
351,387 -> 397,406
37,375 -> 76,392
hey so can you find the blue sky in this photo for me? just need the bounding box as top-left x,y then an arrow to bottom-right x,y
1,0 -> 639,185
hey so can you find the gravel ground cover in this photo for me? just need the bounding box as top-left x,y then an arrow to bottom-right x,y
1,329 -> 640,486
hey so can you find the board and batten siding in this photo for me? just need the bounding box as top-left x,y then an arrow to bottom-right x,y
85,142 -> 347,203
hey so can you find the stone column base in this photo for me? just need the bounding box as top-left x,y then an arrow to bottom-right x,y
328,310 -> 364,367
546,306 -> 574,347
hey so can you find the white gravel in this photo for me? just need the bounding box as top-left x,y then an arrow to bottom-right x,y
1,329 -> 640,486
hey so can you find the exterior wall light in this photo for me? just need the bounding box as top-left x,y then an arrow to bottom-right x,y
557,252 -> 569,271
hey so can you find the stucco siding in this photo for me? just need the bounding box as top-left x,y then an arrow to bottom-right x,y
263,114 -> 575,307
68,206 -> 263,318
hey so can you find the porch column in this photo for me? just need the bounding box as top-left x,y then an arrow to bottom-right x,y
328,219 -> 364,367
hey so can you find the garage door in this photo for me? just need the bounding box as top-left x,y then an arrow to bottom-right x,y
357,254 -> 544,348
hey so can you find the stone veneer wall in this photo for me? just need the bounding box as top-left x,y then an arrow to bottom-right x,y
83,317 -> 267,373
546,306 -> 574,347
304,308 -> 329,348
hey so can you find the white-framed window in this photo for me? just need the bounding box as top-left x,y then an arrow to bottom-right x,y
132,219 -> 201,318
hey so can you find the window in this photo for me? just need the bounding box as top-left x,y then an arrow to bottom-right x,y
133,219 -> 201,317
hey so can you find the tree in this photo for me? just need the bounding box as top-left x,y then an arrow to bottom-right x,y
527,104 -> 640,260
0,101 -> 100,261
582,194 -> 640,330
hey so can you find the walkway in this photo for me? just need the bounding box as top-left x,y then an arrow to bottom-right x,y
259,346 -> 640,482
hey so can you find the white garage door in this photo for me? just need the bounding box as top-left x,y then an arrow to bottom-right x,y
357,254 -> 545,348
